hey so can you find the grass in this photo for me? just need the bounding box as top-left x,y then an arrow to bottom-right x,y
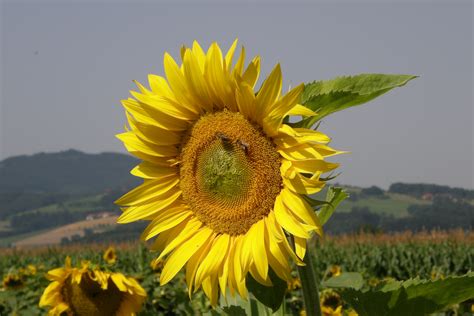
17,194 -> 105,216
336,193 -> 430,218
0,228 -> 53,248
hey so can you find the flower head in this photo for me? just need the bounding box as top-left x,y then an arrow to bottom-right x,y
103,246 -> 118,265
39,257 -> 146,316
329,265 -> 342,277
2,273 -> 24,290
116,39 -> 340,304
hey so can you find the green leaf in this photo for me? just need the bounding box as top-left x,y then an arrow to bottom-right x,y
323,272 -> 364,290
339,272 -> 474,316
297,74 -> 417,128
317,187 -> 348,225
246,269 -> 287,312
220,305 -> 248,316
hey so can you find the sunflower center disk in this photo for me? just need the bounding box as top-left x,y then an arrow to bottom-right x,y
62,274 -> 123,316
198,141 -> 250,201
180,111 -> 282,235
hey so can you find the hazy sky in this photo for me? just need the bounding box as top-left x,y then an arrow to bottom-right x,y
1,1 -> 473,189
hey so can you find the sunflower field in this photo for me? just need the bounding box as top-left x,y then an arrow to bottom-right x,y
1,230 -> 473,315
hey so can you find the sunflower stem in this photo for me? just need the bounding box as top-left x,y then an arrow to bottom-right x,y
296,242 -> 322,316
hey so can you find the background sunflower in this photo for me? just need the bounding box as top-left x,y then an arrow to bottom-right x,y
39,257 -> 146,316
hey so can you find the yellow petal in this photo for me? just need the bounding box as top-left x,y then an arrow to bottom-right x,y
117,190 -> 182,223
275,222 -> 305,266
236,82 -> 257,120
130,161 -> 178,180
218,238 -> 233,296
274,194 -> 309,238
266,223 -> 292,281
126,149 -> 176,166
194,234 -> 230,290
256,64 -> 282,120
287,104 -> 317,116
239,231 -> 253,278
249,262 -> 272,286
233,45 -> 245,76
186,237 -> 214,297
141,207 -> 193,241
224,39 -> 238,71
250,220 -> 268,281
116,132 -> 178,158
275,124 -> 331,146
287,159 -> 339,175
202,275 -> 219,307
131,90 -> 197,121
147,74 -> 176,100
281,188 -> 322,232
182,49 -> 213,112
115,176 -> 179,206
294,236 -> 307,260
127,113 -> 182,146
163,52 -> 201,114
266,84 -> 304,119
157,218 -> 202,260
283,174 -> 325,195
160,227 -> 213,285
242,56 -> 260,88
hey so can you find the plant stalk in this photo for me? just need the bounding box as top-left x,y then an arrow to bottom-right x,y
296,242 -> 322,316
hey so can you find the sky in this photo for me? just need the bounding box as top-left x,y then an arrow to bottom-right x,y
1,0 -> 473,189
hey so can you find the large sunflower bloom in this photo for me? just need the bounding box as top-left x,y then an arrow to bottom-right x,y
116,39 -> 340,305
39,257 -> 146,316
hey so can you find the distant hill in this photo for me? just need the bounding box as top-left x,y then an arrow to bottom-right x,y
0,149 -> 140,195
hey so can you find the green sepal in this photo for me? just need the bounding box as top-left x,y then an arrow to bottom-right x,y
296,74 -> 417,128
317,187 -> 349,225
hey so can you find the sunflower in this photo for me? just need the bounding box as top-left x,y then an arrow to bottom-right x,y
2,273 -> 24,290
103,246 -> 118,265
116,39 -> 340,305
329,265 -> 342,277
39,257 -> 146,316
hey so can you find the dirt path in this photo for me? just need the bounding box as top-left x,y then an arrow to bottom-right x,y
14,216 -> 118,247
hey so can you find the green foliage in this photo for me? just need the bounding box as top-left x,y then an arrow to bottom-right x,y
322,272 -> 364,290
246,270 -> 287,312
389,182 -> 474,200
317,187 -> 349,225
1,237 -> 472,315
337,273 -> 474,316
296,74 -> 417,128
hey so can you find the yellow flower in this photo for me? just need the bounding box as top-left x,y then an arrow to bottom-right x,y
27,264 -> 37,275
321,305 -> 342,316
103,246 -> 118,265
116,39 -> 340,305
329,265 -> 342,277
19,264 -> 37,276
287,277 -> 302,291
347,308 -> 359,316
320,289 -> 343,314
2,273 -> 24,290
39,257 -> 146,316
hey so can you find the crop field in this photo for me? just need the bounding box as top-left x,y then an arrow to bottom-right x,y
1,230 -> 473,315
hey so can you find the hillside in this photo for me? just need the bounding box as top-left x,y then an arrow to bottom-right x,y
0,149 -> 139,195
0,149 -> 472,247
0,150 -> 140,220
